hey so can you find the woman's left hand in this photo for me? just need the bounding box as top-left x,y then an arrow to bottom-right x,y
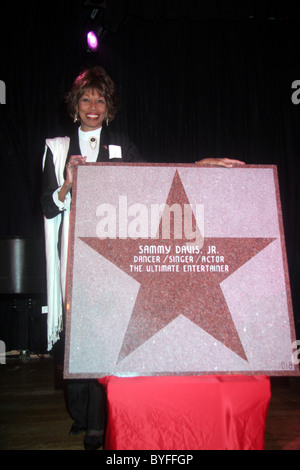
195,158 -> 245,167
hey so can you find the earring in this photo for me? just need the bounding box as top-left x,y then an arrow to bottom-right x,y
74,113 -> 78,123
106,116 -> 109,127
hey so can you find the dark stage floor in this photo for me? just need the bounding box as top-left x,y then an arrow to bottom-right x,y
0,355 -> 300,450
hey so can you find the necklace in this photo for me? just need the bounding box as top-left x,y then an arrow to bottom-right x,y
89,136 -> 97,150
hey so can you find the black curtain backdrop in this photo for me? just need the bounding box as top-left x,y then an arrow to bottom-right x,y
0,0 -> 299,336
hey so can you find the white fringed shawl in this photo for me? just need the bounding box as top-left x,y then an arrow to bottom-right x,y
42,137 -> 70,350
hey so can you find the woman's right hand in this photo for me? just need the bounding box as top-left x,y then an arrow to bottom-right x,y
65,155 -> 87,184
58,155 -> 87,203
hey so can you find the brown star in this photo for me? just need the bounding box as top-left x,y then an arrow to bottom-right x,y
80,171 -> 275,363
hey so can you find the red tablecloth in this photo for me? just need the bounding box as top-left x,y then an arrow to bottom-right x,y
99,375 -> 271,451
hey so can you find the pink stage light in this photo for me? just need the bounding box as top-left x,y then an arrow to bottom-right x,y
87,31 -> 99,51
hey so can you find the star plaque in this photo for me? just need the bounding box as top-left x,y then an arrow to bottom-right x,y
64,164 -> 298,378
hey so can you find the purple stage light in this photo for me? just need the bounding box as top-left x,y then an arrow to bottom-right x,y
87,31 -> 99,51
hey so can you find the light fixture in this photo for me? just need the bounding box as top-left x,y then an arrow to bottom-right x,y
84,5 -> 105,53
86,24 -> 104,52
87,30 -> 99,51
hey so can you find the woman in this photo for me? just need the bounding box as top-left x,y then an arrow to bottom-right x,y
42,67 -> 144,450
42,66 -> 244,450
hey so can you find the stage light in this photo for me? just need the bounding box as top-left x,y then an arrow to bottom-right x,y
87,30 -> 99,51
86,23 -> 105,53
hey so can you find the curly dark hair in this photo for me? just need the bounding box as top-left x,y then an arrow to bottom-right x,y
65,66 -> 118,123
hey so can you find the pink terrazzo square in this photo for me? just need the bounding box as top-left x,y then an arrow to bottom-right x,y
64,164 -> 297,378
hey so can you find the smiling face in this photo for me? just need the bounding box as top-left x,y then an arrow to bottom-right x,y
77,88 -> 108,132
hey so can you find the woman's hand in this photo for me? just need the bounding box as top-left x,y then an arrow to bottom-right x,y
65,155 -> 87,183
195,158 -> 245,167
58,155 -> 87,203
